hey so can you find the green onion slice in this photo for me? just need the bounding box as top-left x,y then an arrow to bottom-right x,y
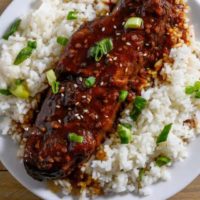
14,41 -> 37,65
138,168 -> 145,182
68,133 -> 84,143
195,91 -> 200,98
185,81 -> 200,98
51,81 -> 60,94
0,89 -> 11,96
46,69 -> 60,94
89,38 -> 113,62
117,124 -> 132,144
14,46 -> 33,65
155,155 -> 171,167
130,96 -> 147,121
67,11 -> 78,20
46,69 -> 57,86
57,36 -> 69,46
119,90 -> 128,102
124,17 -> 143,29
121,123 -> 132,130
156,123 -> 172,144
194,81 -> 200,91
9,79 -> 30,99
85,76 -> 96,88
3,19 -> 21,40
27,40 -> 37,49
185,86 -> 195,95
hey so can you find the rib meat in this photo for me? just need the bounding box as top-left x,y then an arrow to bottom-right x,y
24,0 -> 187,180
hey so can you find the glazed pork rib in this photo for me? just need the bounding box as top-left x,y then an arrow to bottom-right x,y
24,0 -> 186,180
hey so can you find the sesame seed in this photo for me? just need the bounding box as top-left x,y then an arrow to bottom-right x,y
100,81 -> 104,86
56,105 -> 61,109
74,84 -> 78,88
116,32 -> 121,36
87,97 -> 91,102
60,87 -> 65,93
61,93 -> 64,97
75,102 -> 80,106
102,27 -> 105,32
58,119 -> 62,124
113,25 -> 117,29
126,42 -> 131,46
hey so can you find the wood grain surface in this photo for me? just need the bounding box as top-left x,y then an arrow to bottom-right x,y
0,1 -> 200,200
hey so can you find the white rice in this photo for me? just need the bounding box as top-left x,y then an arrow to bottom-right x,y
0,0 -> 110,124
0,0 -> 200,199
83,43 -> 200,196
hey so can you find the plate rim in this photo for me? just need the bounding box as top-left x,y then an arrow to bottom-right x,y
0,1 -> 200,200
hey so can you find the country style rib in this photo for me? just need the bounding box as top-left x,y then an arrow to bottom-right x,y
23,0 -> 187,181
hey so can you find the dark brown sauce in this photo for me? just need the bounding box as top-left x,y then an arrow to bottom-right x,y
23,0 -> 189,182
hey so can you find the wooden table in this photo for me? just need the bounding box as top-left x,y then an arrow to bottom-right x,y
0,0 -> 200,200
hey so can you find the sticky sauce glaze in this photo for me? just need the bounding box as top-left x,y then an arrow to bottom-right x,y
24,0 -> 188,181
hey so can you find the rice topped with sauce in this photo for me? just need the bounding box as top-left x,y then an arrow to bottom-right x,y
0,0 -> 200,199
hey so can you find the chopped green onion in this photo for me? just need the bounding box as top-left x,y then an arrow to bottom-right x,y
156,123 -> 172,144
3,19 -> 21,40
119,90 -> 128,102
130,96 -> 147,121
0,89 -> 11,96
51,81 -> 60,94
46,69 -> 60,94
137,168 -> 147,189
85,76 -> 96,88
27,40 -> 37,49
46,69 -> 57,86
15,79 -> 24,85
14,46 -> 33,65
117,124 -> 132,144
68,133 -> 84,143
138,168 -> 145,182
194,81 -> 200,91
121,123 -> 132,130
195,91 -> 200,98
9,79 -> 30,99
67,11 -> 78,20
57,36 -> 69,46
14,41 -> 37,65
155,155 -> 171,167
185,81 -> 200,98
124,17 -> 143,29
89,38 -> 113,62
185,86 -> 195,95
89,45 -> 104,62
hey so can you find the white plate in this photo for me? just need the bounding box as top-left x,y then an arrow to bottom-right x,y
0,1 -> 200,200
